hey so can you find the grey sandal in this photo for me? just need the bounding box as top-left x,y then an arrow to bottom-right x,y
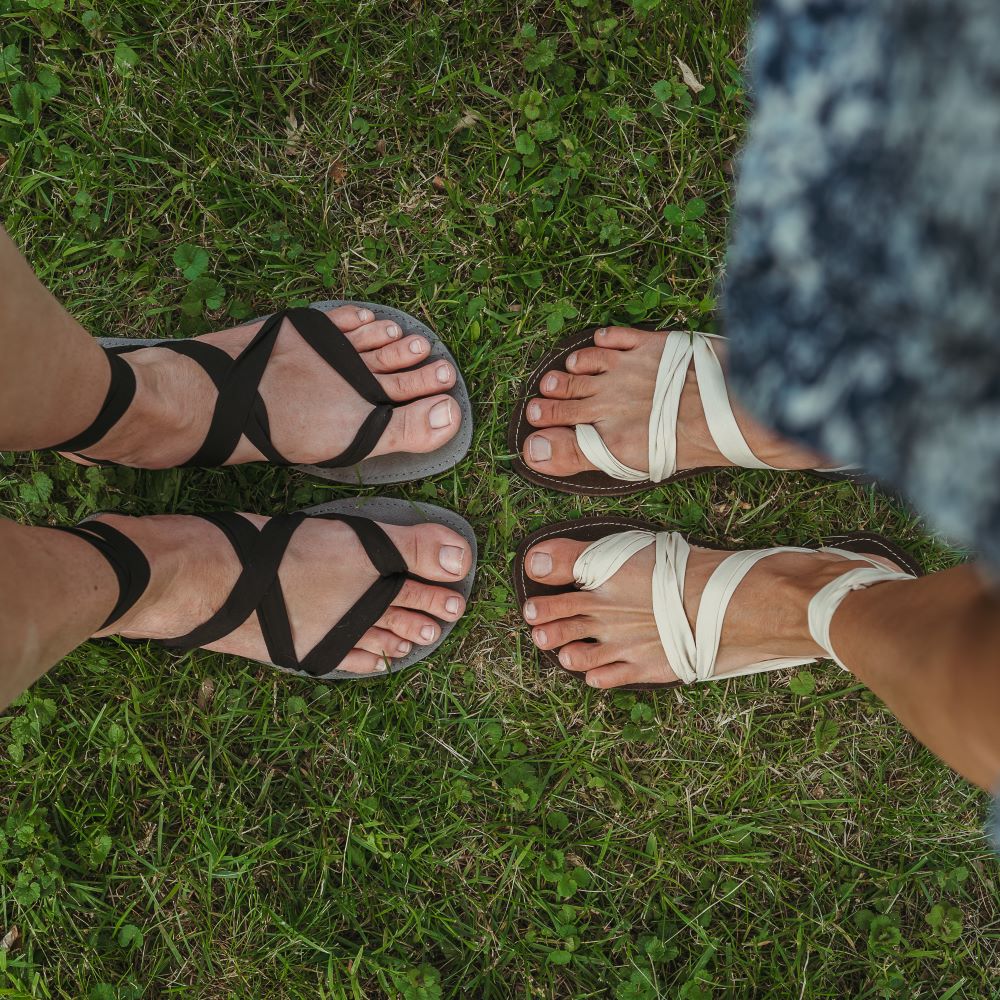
59,498 -> 476,681
53,299 -> 473,485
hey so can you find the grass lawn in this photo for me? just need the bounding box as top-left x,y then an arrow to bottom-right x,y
1,1 -> 998,997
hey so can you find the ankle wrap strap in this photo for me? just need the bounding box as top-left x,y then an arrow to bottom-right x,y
52,351 -> 137,453
54,520 -> 151,630
807,561 -> 915,670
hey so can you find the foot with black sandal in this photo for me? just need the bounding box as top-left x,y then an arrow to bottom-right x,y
0,225 -> 475,705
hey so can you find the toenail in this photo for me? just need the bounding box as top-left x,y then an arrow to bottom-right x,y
566,352 -> 577,369
429,400 -> 454,429
439,544 -> 465,576
544,374 -> 558,391
420,625 -> 436,642
585,673 -> 600,687
409,338 -> 426,354
436,363 -> 452,383
560,650 -> 572,667
357,308 -> 374,322
596,328 -> 607,338
398,641 -> 412,655
524,601 -> 537,621
528,435 -> 551,462
534,629 -> 547,646
445,596 -> 462,615
373,660 -> 388,673
527,402 -> 542,421
387,324 -> 401,339
530,551 -> 553,577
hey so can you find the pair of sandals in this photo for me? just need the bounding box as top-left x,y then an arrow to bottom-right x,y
505,326 -> 922,690
53,301 -> 476,682
57,303 -> 919,688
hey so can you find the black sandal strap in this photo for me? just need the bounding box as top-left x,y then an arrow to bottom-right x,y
282,307 -> 396,468
159,512 -> 304,651
53,520 -> 151,630
294,513 -> 408,675
52,351 -> 137,453
161,511 -> 409,676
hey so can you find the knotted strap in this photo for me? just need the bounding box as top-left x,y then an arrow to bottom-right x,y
572,530 -> 916,683
52,520 -> 151,630
53,308 -> 396,469
159,511 -> 409,675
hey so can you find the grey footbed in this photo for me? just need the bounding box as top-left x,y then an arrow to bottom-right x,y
98,299 -> 473,485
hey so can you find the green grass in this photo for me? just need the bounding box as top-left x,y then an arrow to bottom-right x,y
1,1 -> 998,997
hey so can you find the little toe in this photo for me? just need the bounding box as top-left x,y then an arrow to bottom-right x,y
377,361 -> 456,401
584,660 -> 679,689
593,325 -> 645,350
337,648 -> 389,675
557,641 -> 618,672
356,626 -> 413,658
525,397 -> 595,429
364,335 -> 431,373
374,394 -> 461,457
383,521 -> 473,583
523,428 -> 596,475
393,579 -> 466,622
321,304 -> 380,334
530,615 -> 593,650
539,368 -> 598,399
523,537 -> 591,585
376,605 -> 441,647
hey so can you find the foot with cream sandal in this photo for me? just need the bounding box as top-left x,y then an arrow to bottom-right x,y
513,516 -> 921,691
508,325 -> 848,496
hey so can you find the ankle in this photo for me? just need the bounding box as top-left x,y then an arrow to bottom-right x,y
91,515 -> 209,640
82,351 -> 199,468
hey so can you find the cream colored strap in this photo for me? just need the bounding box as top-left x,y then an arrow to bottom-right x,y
807,552 -> 915,670
574,331 -> 781,483
574,530 -> 815,684
573,531 -> 916,684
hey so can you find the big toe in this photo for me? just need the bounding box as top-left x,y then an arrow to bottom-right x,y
385,522 -> 473,583
522,427 -> 597,476
523,536 -> 589,584
374,394 -> 461,458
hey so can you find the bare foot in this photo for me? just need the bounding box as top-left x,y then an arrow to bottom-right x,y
520,533 -> 901,689
62,304 -> 461,469
521,326 -> 825,477
94,512 -> 472,674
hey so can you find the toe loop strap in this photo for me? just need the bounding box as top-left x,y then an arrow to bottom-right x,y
53,520 -> 151,630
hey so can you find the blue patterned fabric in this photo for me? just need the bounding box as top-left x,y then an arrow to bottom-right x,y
724,0 -> 1000,571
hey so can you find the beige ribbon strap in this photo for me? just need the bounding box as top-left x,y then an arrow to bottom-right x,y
574,331 -> 780,483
